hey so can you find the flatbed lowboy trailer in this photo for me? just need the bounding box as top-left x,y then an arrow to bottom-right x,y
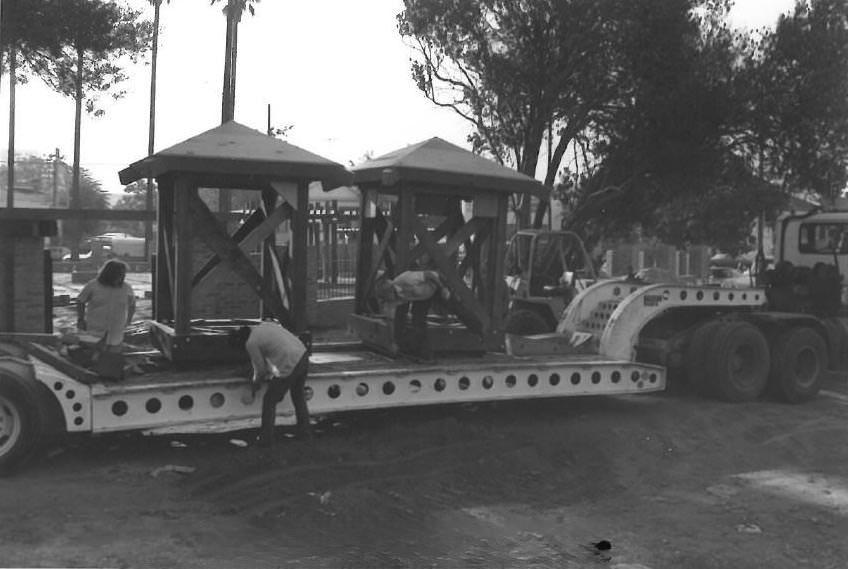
0,281 -> 678,472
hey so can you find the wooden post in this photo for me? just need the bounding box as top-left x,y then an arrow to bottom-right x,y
488,194 -> 509,345
155,176 -> 175,322
290,180 -> 309,331
43,250 -> 53,334
173,177 -> 194,335
396,185 -> 414,271
354,189 -> 377,313
261,188 -> 277,318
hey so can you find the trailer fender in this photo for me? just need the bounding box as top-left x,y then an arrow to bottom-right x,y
557,278 -> 643,335
28,358 -> 93,433
599,285 -> 768,361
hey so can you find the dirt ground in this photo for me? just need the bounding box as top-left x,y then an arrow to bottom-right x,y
1,372 -> 847,568
5,274 -> 845,568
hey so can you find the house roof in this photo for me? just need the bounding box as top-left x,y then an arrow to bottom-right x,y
119,121 -> 352,189
351,137 -> 547,198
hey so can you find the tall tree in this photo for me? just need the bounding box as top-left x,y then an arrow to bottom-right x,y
751,0 -> 848,202
399,0 -> 621,227
30,0 -> 150,257
0,0 -> 66,207
211,0 -> 260,123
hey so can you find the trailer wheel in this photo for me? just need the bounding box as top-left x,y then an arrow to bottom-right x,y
0,374 -> 43,474
684,320 -> 724,395
707,321 -> 770,402
769,327 -> 827,404
505,309 -> 550,335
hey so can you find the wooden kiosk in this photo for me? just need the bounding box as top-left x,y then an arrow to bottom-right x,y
119,121 -> 351,363
348,137 -> 547,355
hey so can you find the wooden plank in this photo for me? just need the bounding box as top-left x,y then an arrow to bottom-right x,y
290,181 -> 309,331
375,209 -> 397,275
191,201 -> 290,294
25,342 -> 99,385
488,195 -> 509,346
363,218 -> 394,304
155,178 -> 175,322
261,190 -> 279,319
395,186 -> 414,271
173,178 -> 195,335
411,217 -> 487,334
354,217 -> 376,314
187,190 -> 293,329
190,207 -> 267,288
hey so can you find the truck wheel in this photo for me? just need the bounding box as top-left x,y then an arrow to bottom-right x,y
0,374 -> 43,475
707,321 -> 769,402
684,319 -> 724,395
769,327 -> 827,404
505,309 -> 550,335
823,317 -> 848,371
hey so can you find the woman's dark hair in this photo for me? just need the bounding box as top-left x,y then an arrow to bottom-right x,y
229,325 -> 252,349
97,259 -> 128,287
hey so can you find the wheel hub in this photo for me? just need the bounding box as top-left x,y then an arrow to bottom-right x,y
0,396 -> 22,456
793,346 -> 818,387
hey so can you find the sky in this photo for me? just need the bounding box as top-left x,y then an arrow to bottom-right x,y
0,0 -> 798,204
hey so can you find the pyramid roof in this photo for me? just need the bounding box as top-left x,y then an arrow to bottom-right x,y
119,121 -> 351,189
352,137 -> 546,197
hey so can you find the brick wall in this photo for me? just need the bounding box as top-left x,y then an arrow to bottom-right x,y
0,236 -> 47,332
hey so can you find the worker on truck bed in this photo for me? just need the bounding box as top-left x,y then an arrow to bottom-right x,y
232,321 -> 311,447
375,270 -> 450,360
76,259 -> 136,348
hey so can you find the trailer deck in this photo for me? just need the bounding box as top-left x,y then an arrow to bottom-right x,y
24,342 -> 665,436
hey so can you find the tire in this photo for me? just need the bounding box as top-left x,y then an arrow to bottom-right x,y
705,321 -> 770,402
684,319 -> 724,395
505,309 -> 550,335
823,317 -> 848,371
769,327 -> 827,404
0,373 -> 44,475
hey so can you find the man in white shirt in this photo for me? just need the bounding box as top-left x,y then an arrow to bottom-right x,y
375,270 -> 450,360
233,321 -> 311,447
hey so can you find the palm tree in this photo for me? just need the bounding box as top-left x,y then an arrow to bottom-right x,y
214,0 -> 259,123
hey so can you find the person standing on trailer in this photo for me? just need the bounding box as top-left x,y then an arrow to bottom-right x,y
76,259 -> 136,347
233,321 -> 311,447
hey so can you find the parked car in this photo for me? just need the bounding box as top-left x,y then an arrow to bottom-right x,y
709,266 -> 752,287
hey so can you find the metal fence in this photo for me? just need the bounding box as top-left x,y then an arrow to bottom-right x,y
310,243 -> 358,300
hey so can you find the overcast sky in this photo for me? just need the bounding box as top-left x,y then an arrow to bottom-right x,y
0,0 -> 797,203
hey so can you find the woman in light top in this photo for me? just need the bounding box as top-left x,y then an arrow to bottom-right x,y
76,259 -> 136,347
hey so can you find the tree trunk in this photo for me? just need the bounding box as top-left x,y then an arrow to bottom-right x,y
230,8 -> 238,115
6,43 -> 16,208
221,0 -> 235,123
145,0 -> 161,259
71,47 -> 84,260
517,125 -> 545,229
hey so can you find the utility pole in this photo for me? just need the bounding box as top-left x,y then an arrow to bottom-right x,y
146,0 -> 162,260
52,148 -> 60,207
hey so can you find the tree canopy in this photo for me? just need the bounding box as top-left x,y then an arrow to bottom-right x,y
399,0 -> 848,253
